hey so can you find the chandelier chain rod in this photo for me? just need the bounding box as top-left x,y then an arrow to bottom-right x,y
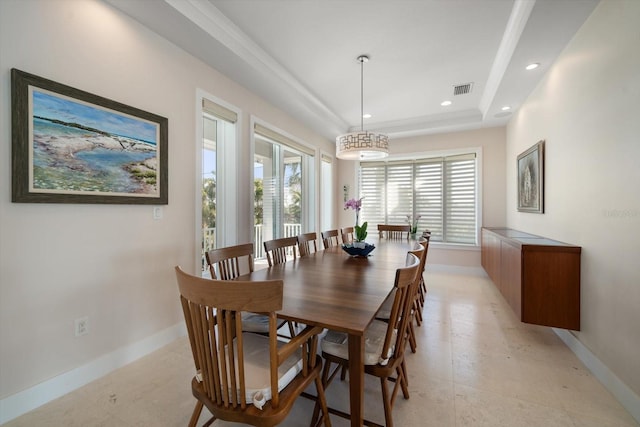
360,57 -> 364,132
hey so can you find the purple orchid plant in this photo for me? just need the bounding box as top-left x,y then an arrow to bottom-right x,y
344,197 -> 367,242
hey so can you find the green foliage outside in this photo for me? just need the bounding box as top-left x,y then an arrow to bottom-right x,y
254,178 -> 263,224
202,174 -> 216,229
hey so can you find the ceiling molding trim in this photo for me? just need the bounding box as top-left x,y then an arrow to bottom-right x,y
361,109 -> 484,138
478,0 -> 535,118
164,0 -> 348,132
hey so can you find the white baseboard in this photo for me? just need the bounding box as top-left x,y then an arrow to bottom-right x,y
0,322 -> 187,425
553,328 -> 640,424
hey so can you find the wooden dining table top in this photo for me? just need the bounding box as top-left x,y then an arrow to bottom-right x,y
236,237 -> 413,335
236,236 -> 414,426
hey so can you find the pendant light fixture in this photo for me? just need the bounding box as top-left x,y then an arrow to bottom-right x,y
336,55 -> 389,160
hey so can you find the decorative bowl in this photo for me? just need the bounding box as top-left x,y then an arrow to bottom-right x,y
341,243 -> 375,257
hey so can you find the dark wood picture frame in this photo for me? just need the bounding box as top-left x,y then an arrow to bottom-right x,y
11,68 -> 168,204
517,140 -> 544,213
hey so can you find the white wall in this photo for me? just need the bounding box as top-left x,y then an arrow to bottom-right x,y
0,0 -> 333,416
506,0 -> 640,399
338,127 -> 506,268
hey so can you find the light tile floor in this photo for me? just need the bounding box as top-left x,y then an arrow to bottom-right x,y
4,271 -> 638,427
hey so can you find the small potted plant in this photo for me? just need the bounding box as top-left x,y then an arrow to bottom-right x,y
406,214 -> 422,239
343,197 -> 375,256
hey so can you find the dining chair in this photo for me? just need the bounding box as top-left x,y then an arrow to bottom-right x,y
375,243 -> 426,354
263,237 -> 298,267
408,242 -> 428,353
297,232 -> 319,256
377,224 -> 411,240
321,229 -> 340,249
312,252 -> 421,427
174,266 -> 331,427
416,237 -> 430,314
340,227 -> 354,244
205,243 -> 254,280
205,243 -> 290,336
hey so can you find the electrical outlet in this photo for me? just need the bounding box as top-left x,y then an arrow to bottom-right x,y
74,317 -> 88,337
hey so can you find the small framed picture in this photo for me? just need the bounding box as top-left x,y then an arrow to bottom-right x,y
517,140 -> 544,213
11,69 -> 168,204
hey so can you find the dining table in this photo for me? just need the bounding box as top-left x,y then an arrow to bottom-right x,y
236,237 -> 413,426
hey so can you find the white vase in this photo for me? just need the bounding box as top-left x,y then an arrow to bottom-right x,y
353,241 -> 366,249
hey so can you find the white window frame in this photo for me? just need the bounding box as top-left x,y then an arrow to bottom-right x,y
320,151 -> 335,233
195,89 -> 240,274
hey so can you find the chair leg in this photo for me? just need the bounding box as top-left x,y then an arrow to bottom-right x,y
389,366 -> 408,412
312,358 -> 334,425
408,321 -> 417,353
188,401 -> 204,427
314,375 -> 332,427
380,377 -> 394,427
321,357 -> 332,386
397,363 -> 410,399
400,358 -> 410,387
414,300 -> 423,326
288,321 -> 296,337
311,400 -> 321,427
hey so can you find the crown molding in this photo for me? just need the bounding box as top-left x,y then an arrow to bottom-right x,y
479,0 -> 535,118
165,0 -> 349,133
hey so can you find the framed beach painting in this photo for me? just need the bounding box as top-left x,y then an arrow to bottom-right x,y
517,140 -> 544,213
11,69 -> 168,204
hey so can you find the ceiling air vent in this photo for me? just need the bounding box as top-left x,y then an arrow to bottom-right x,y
453,82 -> 473,96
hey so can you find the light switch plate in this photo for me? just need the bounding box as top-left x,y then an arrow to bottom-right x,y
153,206 -> 163,220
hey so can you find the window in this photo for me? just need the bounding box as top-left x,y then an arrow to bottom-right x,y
253,123 -> 315,259
198,96 -> 238,274
321,153 -> 334,232
359,152 -> 478,245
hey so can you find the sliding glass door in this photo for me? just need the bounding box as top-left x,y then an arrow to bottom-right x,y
253,129 -> 314,259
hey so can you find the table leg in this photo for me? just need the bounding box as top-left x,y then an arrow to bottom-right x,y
348,333 -> 364,426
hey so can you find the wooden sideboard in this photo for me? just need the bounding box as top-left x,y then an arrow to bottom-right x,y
481,227 -> 581,330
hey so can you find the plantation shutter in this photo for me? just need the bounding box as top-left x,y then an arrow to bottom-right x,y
415,159 -> 443,240
444,153 -> 476,244
385,162 -> 413,225
359,163 -> 386,227
359,151 -> 477,245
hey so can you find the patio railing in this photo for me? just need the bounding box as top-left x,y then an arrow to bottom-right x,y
202,223 -> 302,270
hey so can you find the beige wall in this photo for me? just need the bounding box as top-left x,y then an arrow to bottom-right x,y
506,0 -> 640,397
0,0 -> 333,406
338,127 -> 506,268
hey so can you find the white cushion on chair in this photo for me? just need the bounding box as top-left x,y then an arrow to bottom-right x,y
232,332 -> 303,407
321,320 -> 396,366
240,312 -> 271,333
241,312 -> 288,334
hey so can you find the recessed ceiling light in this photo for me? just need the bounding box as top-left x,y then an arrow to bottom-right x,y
441,100 -> 452,106
501,106 -> 511,111
362,113 -> 372,119
526,63 -> 540,70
